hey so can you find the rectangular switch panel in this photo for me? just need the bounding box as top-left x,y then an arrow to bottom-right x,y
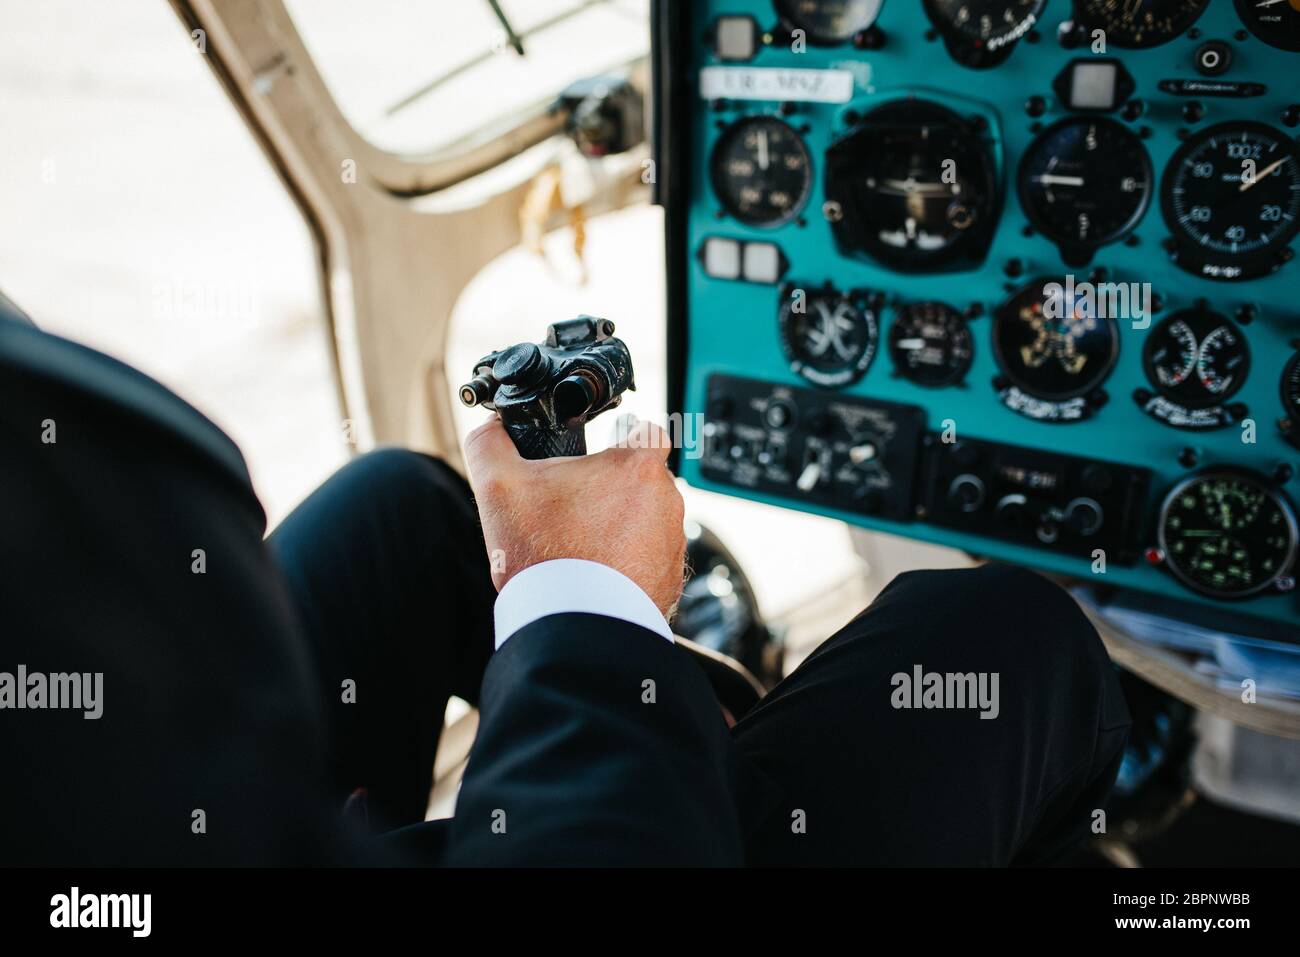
700,374 -> 925,521
921,437 -> 1152,564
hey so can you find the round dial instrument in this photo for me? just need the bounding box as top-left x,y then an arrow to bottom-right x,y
1144,309 -> 1250,407
710,116 -> 812,228
1161,122 -> 1300,280
923,0 -> 1046,67
1234,0 -> 1300,52
1019,116 -> 1153,260
779,288 -> 879,387
1072,0 -> 1209,49
888,301 -> 975,387
775,0 -> 884,45
1157,472 -> 1298,598
993,278 -> 1120,401
825,100 -> 998,271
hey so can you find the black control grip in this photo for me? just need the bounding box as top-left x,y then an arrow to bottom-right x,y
506,422 -> 588,460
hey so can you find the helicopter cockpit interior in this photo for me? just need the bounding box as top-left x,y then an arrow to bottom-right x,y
4,0 -> 1300,878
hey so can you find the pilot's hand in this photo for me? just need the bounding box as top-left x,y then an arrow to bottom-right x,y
464,416 -> 686,619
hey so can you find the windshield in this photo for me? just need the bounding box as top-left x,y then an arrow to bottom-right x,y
285,0 -> 650,157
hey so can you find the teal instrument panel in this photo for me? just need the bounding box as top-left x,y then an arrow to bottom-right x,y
654,0 -> 1300,633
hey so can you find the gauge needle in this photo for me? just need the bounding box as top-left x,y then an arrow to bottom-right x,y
1033,174 -> 1085,187
1240,157 -> 1286,192
756,130 -> 770,172
896,338 -> 927,350
881,178 -> 950,195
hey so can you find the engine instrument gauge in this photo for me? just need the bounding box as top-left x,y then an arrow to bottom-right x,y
1161,121 -> 1300,281
775,0 -> 884,45
1019,117 -> 1152,263
922,0 -> 1046,68
825,100 -> 998,272
1157,471 -> 1298,598
778,287 -> 879,387
1144,309 -> 1251,407
1072,0 -> 1209,49
993,277 -> 1120,408
888,301 -> 975,387
710,116 -> 812,228
1138,308 -> 1251,430
1234,0 -> 1300,52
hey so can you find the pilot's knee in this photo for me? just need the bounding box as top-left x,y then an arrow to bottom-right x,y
348,446 -> 435,479
965,564 -> 1110,685
875,563 -> 1104,663
336,447 -> 471,513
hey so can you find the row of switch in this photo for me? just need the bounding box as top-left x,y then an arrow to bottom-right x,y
946,472 -> 1104,544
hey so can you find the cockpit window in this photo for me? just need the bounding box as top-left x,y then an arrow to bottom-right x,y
284,0 -> 650,157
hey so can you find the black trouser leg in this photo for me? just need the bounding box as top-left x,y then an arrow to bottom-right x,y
268,449 -> 496,832
733,564 -> 1131,866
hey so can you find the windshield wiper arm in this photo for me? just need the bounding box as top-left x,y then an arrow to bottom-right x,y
384,0 -> 613,118
485,0 -> 525,56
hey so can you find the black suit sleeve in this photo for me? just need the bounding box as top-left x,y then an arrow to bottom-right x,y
444,613 -> 745,866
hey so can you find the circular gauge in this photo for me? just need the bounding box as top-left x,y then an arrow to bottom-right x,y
824,100 -> 998,272
1018,117 -> 1153,260
1072,0 -> 1209,49
1281,349 -> 1300,446
775,0 -> 884,45
779,288 -> 879,387
1161,122 -> 1300,280
993,278 -> 1121,401
1234,0 -> 1300,52
923,0 -> 1046,67
1157,471 -> 1298,598
888,301 -> 975,387
710,116 -> 812,228
1144,308 -> 1251,408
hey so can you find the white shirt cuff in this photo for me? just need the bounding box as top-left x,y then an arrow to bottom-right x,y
493,558 -> 674,650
